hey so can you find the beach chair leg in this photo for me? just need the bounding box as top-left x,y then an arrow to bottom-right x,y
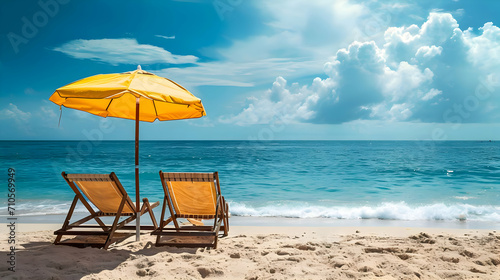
211,212 -> 224,249
103,197 -> 127,249
54,195 -> 79,245
171,216 -> 181,230
154,217 -> 175,246
221,197 -> 229,236
222,211 -> 228,236
141,198 -> 158,228
155,196 -> 167,245
155,231 -> 161,245
216,197 -> 229,236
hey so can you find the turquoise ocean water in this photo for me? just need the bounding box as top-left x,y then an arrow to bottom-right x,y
1,141 -> 499,227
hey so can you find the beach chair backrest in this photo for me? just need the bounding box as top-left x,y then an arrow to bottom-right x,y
65,173 -> 135,214
161,172 -> 218,216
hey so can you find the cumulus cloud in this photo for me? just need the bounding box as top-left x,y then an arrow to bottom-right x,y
53,38 -> 198,65
0,103 -> 31,123
415,45 -> 442,58
224,12 -> 500,125
220,77 -> 319,125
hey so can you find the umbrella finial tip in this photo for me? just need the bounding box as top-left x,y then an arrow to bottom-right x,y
137,65 -> 142,70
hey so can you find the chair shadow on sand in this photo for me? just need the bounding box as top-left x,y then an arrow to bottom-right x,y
1,172 -> 231,279
9,235 -> 201,280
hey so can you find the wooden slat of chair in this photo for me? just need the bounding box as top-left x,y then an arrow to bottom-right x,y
163,172 -> 215,182
66,173 -> 113,182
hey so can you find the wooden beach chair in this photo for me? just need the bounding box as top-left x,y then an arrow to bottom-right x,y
54,172 -> 159,249
151,171 -> 229,248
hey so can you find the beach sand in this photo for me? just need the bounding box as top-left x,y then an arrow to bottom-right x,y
1,224 -> 499,279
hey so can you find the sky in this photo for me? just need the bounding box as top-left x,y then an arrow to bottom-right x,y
1,0 -> 500,140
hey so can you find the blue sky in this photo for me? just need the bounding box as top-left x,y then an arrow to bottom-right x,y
1,0 -> 500,140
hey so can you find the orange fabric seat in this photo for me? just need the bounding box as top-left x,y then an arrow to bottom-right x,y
54,172 -> 159,249
151,171 -> 229,248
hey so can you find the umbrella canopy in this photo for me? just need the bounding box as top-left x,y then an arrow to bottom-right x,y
49,68 -> 205,121
49,66 -> 205,241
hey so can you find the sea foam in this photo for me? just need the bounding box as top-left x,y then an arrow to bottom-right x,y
0,200 -> 91,216
1,200 -> 500,223
229,201 -> 500,222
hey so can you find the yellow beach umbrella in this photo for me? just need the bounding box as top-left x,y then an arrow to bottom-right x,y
49,66 -> 206,240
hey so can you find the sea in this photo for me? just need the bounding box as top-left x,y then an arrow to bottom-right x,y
1,141 -> 499,229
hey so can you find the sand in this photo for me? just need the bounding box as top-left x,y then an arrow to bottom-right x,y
1,224 -> 499,279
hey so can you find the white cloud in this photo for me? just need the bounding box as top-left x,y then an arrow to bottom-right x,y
383,12 -> 459,66
186,117 -> 215,127
465,22 -> 500,72
420,12 -> 459,44
415,45 -> 442,58
421,88 -> 442,101
382,61 -> 434,102
53,38 -> 198,65
49,1 -> 387,88
71,109 -> 94,119
219,76 -> 318,125
0,103 -> 31,122
35,102 -> 60,129
154,0 -> 369,87
223,12 -> 500,125
40,105 -> 57,119
388,103 -> 413,121
152,58 -> 323,88
155,35 -> 175,40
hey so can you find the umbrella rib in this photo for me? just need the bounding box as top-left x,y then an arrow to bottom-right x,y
152,100 -> 159,119
105,90 -> 130,99
105,99 -> 113,112
128,89 -> 154,100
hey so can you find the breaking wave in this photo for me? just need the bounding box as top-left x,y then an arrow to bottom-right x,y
229,201 -> 500,222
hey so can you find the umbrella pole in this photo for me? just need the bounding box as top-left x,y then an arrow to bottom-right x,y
135,97 -> 140,241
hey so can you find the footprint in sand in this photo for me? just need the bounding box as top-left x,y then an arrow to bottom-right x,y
135,263 -> 146,269
276,250 -> 292,256
229,252 -> 241,258
197,267 -> 224,278
296,244 -> 316,251
136,268 -> 157,277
